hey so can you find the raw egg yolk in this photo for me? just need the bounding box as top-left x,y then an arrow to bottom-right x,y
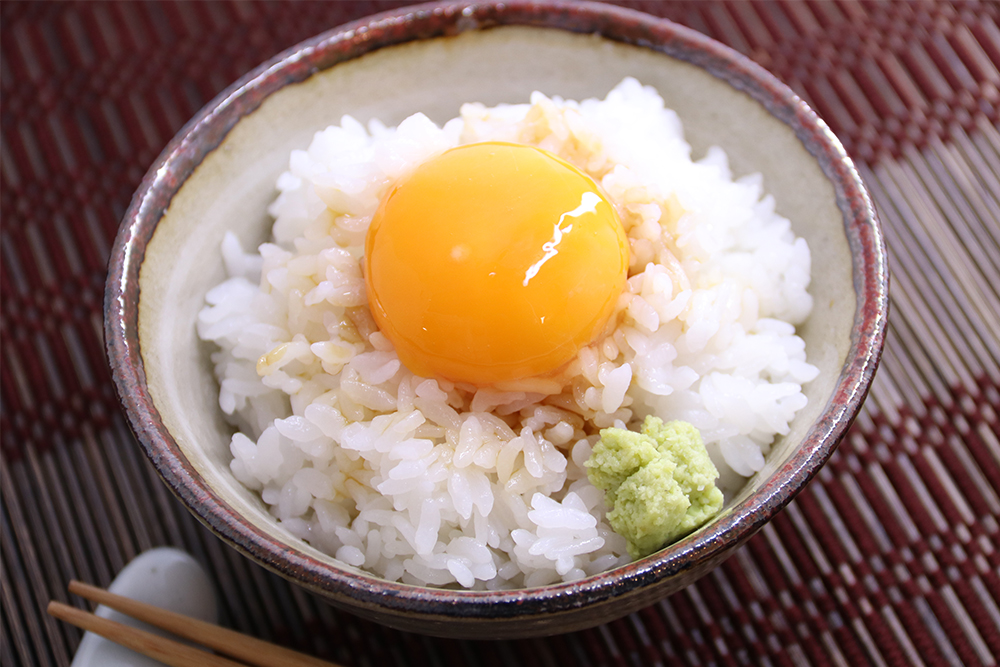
364,142 -> 628,386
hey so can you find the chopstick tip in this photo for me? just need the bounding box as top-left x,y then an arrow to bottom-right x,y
46,600 -> 69,619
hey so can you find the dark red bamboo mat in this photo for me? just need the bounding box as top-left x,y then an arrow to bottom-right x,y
2,1 -> 999,665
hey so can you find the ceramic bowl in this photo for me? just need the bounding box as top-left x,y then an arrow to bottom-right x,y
105,0 -> 888,638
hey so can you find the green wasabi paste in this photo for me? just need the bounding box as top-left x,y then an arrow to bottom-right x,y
585,416 -> 723,559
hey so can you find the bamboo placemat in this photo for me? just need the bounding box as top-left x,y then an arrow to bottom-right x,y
2,2 -> 998,665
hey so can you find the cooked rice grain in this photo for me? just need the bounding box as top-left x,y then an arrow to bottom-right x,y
198,78 -> 818,589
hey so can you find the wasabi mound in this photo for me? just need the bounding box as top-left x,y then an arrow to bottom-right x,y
586,417 -> 724,559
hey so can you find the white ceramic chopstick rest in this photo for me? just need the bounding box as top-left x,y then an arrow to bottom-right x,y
70,547 -> 218,667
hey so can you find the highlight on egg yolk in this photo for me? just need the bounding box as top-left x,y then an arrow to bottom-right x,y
364,142 -> 629,386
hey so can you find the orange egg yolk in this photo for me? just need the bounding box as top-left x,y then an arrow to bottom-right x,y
364,142 -> 629,386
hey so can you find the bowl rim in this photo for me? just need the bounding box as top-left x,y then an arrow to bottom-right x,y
105,0 -> 888,621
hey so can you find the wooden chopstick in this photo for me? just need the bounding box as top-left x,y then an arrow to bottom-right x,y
47,601 -> 244,667
50,580 -> 342,667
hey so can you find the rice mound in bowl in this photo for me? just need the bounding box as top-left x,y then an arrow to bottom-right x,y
197,78 -> 818,590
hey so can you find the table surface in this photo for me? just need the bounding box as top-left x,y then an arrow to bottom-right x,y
2,1 -> 998,665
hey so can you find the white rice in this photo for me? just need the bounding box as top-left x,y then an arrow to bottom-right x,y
197,78 -> 818,589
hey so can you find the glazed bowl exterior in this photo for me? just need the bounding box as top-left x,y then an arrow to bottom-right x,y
105,0 -> 888,638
